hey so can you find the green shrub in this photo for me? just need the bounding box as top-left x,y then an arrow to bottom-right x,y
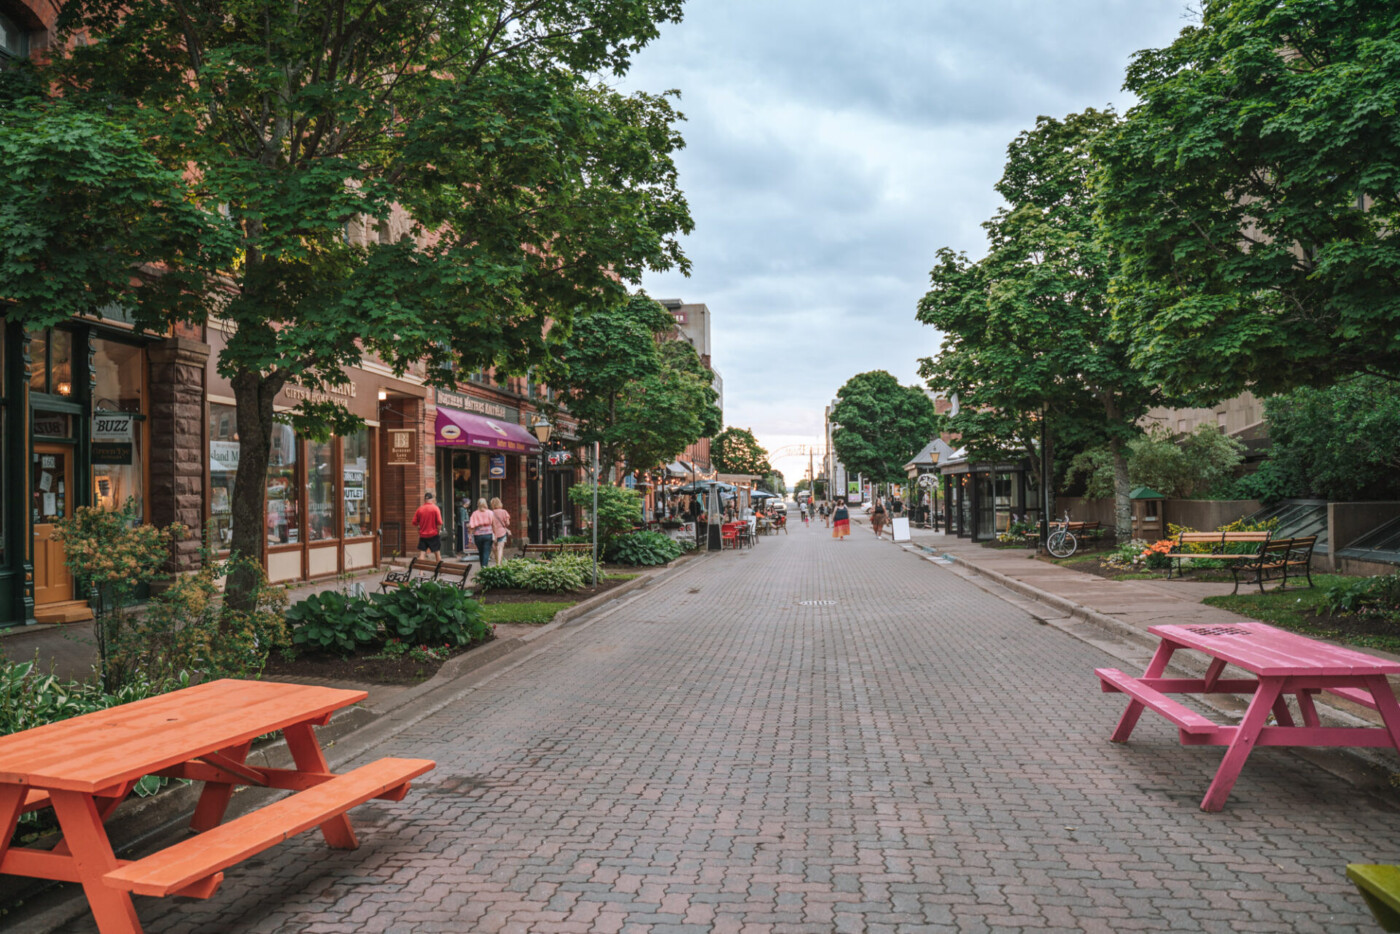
1324,573 -> 1400,619
551,552 -> 595,578
568,483 -> 643,539
365,582 -> 490,646
517,560 -> 586,593
608,530 -> 682,566
553,534 -> 592,546
0,656 -> 190,737
287,589 -> 377,655
112,554 -> 289,682
476,558 -> 535,591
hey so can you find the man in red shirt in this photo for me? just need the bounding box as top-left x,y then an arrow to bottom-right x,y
412,491 -> 443,561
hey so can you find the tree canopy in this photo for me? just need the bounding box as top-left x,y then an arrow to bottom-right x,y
1097,0 -> 1400,400
917,110 -> 1169,534
711,427 -> 771,476
4,0 -> 693,604
544,295 -> 720,480
828,371 -> 938,485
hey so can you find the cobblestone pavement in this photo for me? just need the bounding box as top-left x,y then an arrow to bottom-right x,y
52,519 -> 1400,933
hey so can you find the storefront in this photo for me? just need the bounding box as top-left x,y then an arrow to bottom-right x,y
0,320 -> 159,626
205,328 -> 422,582
938,453 -> 1038,542
432,389 -> 539,553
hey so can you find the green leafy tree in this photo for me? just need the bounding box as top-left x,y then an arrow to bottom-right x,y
1254,377 -> 1400,501
917,110 -> 1170,537
1097,0 -> 1400,399
546,295 -> 720,481
761,470 -> 786,495
1067,425 -> 1245,500
7,0 -> 690,607
711,427 -> 771,476
828,371 -> 938,485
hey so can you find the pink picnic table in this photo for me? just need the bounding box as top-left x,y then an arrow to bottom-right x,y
1097,621 -> 1400,811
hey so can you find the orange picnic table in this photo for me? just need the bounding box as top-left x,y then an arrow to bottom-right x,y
0,678 -> 434,934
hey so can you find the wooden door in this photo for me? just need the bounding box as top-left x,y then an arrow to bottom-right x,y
32,443 -> 74,606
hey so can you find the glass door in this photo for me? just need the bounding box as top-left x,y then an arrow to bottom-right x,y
32,443 -> 73,607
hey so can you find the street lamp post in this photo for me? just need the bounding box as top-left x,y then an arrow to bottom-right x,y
533,417 -> 553,543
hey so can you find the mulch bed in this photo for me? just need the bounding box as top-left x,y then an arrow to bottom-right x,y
263,638 -> 485,686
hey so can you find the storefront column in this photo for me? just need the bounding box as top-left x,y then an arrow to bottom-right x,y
148,337 -> 209,571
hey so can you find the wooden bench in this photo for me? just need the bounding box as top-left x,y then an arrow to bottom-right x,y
1228,535 -> 1317,594
523,542 -> 592,559
379,557 -> 439,591
434,559 -> 474,591
523,543 -> 560,558
1067,520 -> 1103,543
559,542 -> 592,555
1166,531 -> 1271,581
1348,864 -> 1400,931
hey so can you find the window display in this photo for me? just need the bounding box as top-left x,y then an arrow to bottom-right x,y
307,439 -> 336,541
208,403 -> 239,546
266,423 -> 299,545
343,429 -> 372,538
92,338 -> 145,516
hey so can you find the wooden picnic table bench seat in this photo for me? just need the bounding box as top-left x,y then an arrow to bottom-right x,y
379,556 -> 439,591
103,757 -> 434,899
1166,531 -> 1271,581
1348,863 -> 1400,932
1096,668 -> 1217,736
1228,535 -> 1317,594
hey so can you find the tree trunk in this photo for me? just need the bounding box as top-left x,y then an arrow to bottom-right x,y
226,366 -> 286,613
1109,436 -> 1133,542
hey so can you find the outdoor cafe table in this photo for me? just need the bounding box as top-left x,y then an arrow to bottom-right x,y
0,678 -> 434,934
1097,621 -> 1400,811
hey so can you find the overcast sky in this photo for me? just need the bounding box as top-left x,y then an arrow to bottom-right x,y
618,0 -> 1193,483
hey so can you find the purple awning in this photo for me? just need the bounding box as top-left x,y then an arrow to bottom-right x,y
434,407 -> 541,454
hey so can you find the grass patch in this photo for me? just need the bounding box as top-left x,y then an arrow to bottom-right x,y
606,573 -> 639,582
481,602 -> 575,625
1204,574 -> 1400,654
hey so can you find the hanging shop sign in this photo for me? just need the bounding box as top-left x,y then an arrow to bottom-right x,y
92,413 -> 135,441
489,454 -> 506,479
388,429 -> 418,465
547,450 -> 573,466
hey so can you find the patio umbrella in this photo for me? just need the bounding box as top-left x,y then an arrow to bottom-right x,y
749,490 -> 777,500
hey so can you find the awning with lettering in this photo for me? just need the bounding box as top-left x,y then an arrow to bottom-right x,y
435,407 -> 541,454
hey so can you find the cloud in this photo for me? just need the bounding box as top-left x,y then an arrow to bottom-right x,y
617,0 -> 1193,453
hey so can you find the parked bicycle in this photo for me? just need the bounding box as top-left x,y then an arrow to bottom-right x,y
1046,512 -> 1077,558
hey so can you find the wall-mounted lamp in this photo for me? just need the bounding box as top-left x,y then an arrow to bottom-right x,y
56,381 -> 72,397
377,389 -> 388,402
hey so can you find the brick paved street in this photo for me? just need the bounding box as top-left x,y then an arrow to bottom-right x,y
51,521 -> 1400,933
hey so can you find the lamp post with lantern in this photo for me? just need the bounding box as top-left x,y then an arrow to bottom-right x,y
532,416 -> 552,543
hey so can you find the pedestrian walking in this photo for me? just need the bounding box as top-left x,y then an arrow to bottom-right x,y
412,492 -> 443,561
871,498 -> 887,538
832,501 -> 850,540
490,496 -> 511,566
469,498 -> 496,567
801,503 -> 810,526
820,501 -> 831,528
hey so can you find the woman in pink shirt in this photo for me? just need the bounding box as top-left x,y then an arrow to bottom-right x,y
489,496 -> 511,566
468,498 -> 497,567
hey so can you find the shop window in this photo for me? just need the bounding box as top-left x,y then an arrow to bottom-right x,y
343,429 -> 372,538
208,403 -> 239,547
26,328 -> 74,397
0,11 -> 30,65
307,438 -> 336,541
266,423 -> 300,545
92,339 -> 144,413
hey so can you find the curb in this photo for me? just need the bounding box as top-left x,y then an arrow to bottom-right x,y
1,551 -> 713,933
